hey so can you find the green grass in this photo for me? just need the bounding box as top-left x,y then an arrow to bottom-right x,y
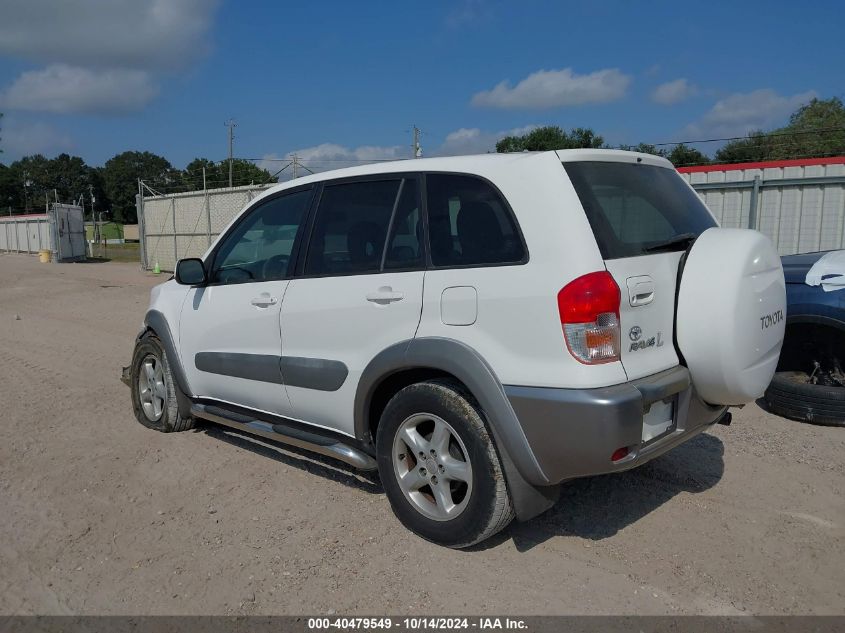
88,242 -> 140,262
85,223 -> 124,240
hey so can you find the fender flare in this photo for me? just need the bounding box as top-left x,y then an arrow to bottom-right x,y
142,309 -> 194,418
354,337 -> 559,520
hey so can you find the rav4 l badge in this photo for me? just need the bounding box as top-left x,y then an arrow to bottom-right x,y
629,327 -> 664,352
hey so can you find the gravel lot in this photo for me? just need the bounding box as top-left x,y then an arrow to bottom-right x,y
0,253 -> 842,616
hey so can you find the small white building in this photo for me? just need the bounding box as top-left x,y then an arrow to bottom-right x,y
0,204 -> 87,261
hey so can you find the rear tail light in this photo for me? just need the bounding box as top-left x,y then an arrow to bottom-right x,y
557,271 -> 621,364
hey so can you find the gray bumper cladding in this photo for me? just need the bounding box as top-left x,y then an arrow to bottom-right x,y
505,367 -> 727,484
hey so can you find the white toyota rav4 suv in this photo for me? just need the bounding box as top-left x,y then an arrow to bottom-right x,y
124,149 -> 786,547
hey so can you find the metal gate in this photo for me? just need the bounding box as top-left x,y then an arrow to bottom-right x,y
47,204 -> 85,261
49,204 -> 87,261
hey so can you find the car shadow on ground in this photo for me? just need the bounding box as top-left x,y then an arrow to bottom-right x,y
754,397 -> 777,416
477,432 -> 726,552
198,423 -> 382,494
198,421 -> 725,553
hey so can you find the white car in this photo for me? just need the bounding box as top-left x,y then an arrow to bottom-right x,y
124,150 -> 786,547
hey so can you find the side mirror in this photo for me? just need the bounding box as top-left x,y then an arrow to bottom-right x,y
175,258 -> 207,285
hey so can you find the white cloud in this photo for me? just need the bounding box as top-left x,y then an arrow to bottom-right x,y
681,89 -> 817,138
258,126 -> 527,181
258,125 -> 542,179
258,143 -> 409,180
446,0 -> 492,28
435,125 -> 537,156
438,128 -> 490,155
651,78 -> 697,105
0,0 -> 219,117
0,0 -> 219,71
293,143 -> 407,164
1,65 -> 158,115
0,118 -> 74,160
471,68 -> 631,110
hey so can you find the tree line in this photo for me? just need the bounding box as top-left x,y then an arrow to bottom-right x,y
0,152 -> 273,224
496,97 -> 845,164
1,97 -> 842,224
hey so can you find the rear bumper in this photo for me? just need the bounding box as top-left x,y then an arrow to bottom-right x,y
504,366 -> 727,485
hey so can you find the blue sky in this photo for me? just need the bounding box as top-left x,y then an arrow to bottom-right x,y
0,0 -> 842,172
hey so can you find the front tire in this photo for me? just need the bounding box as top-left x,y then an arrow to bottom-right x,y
376,380 -> 513,548
130,334 -> 194,432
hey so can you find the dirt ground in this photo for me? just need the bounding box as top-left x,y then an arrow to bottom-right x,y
0,252 -> 842,616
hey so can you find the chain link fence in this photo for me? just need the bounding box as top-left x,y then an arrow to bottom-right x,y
138,158 -> 845,271
137,183 -> 273,271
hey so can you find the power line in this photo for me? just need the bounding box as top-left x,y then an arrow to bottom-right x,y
242,156 -> 406,163
652,126 -> 845,147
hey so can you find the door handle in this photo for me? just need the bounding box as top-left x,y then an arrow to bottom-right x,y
626,276 -> 655,307
629,282 -> 655,306
250,294 -> 278,307
366,286 -> 404,305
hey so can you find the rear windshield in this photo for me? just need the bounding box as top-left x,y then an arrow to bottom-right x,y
564,161 -> 717,259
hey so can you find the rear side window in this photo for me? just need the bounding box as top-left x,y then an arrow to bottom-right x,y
384,179 -> 422,270
305,179 -> 405,275
426,174 -> 525,267
564,162 -> 717,259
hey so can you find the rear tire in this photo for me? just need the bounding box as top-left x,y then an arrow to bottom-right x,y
764,371 -> 845,427
376,379 -> 513,548
130,334 -> 194,432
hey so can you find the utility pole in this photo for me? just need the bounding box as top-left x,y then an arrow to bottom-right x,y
412,125 -> 422,158
225,119 -> 237,187
88,183 -> 96,256
291,153 -> 298,180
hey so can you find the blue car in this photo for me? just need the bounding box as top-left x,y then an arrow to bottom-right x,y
764,250 -> 845,426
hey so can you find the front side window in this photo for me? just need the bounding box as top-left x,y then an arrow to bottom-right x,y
305,179 -> 403,275
426,174 -> 525,267
212,188 -> 311,284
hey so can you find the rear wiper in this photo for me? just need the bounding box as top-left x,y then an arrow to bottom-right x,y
643,232 -> 697,253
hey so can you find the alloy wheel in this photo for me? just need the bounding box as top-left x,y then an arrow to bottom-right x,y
392,413 -> 473,521
138,354 -> 167,422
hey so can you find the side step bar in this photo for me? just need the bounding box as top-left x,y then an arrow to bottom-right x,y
190,403 -> 378,471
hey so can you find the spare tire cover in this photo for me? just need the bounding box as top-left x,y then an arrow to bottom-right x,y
677,227 -> 786,405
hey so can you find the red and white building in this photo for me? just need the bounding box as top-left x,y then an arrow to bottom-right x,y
679,157 -> 845,255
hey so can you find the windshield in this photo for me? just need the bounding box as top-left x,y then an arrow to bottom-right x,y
564,161 -> 717,259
